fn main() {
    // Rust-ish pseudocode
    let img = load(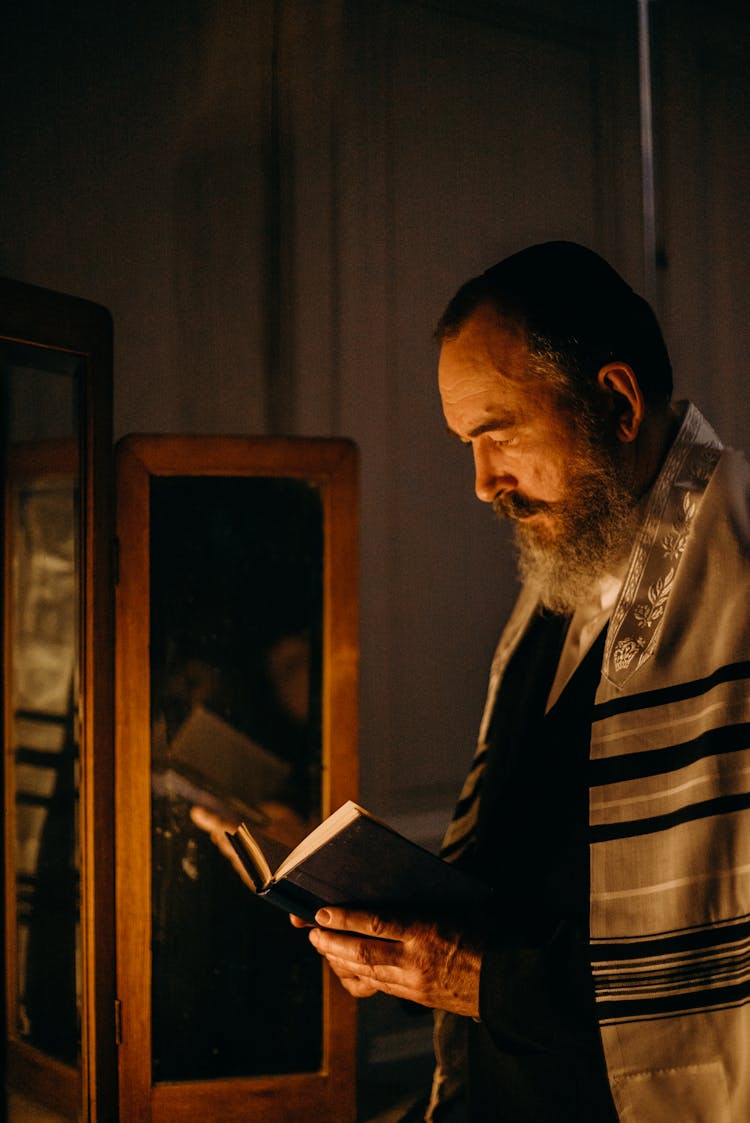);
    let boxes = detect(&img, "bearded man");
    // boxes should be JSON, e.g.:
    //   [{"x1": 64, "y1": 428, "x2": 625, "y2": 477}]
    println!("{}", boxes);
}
[{"x1": 303, "y1": 243, "x2": 750, "y2": 1122}]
